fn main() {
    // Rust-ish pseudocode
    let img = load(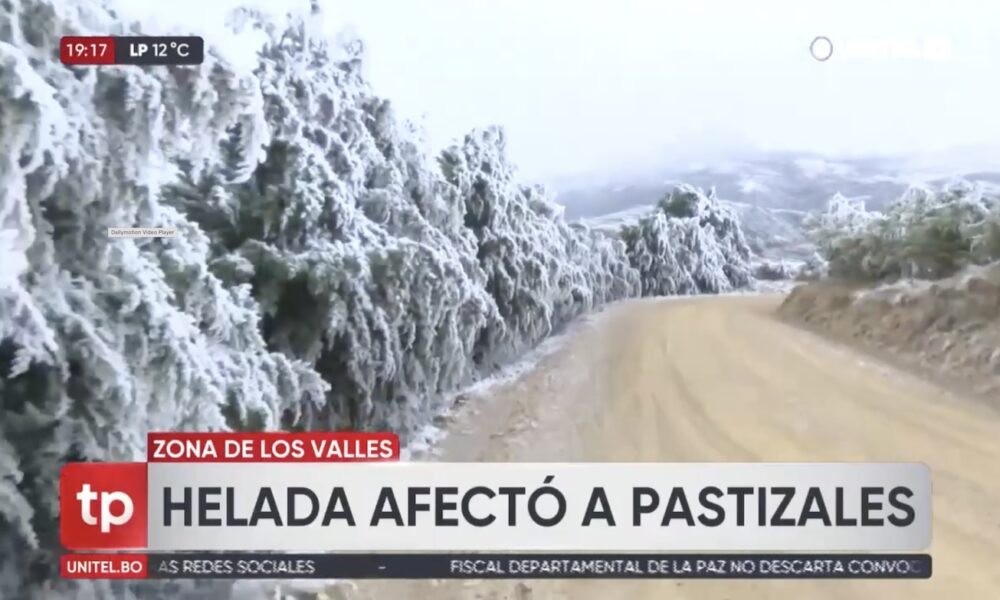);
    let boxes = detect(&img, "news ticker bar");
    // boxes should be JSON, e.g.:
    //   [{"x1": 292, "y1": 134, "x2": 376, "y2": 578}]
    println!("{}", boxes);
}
[
  {"x1": 62, "y1": 553, "x2": 933, "y2": 580},
  {"x1": 60, "y1": 36, "x2": 204, "y2": 66}
]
